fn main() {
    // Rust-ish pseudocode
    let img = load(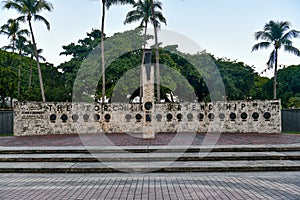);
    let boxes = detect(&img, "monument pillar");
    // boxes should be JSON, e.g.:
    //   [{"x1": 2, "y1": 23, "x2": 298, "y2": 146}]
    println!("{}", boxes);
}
[{"x1": 142, "y1": 49, "x2": 155, "y2": 139}]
